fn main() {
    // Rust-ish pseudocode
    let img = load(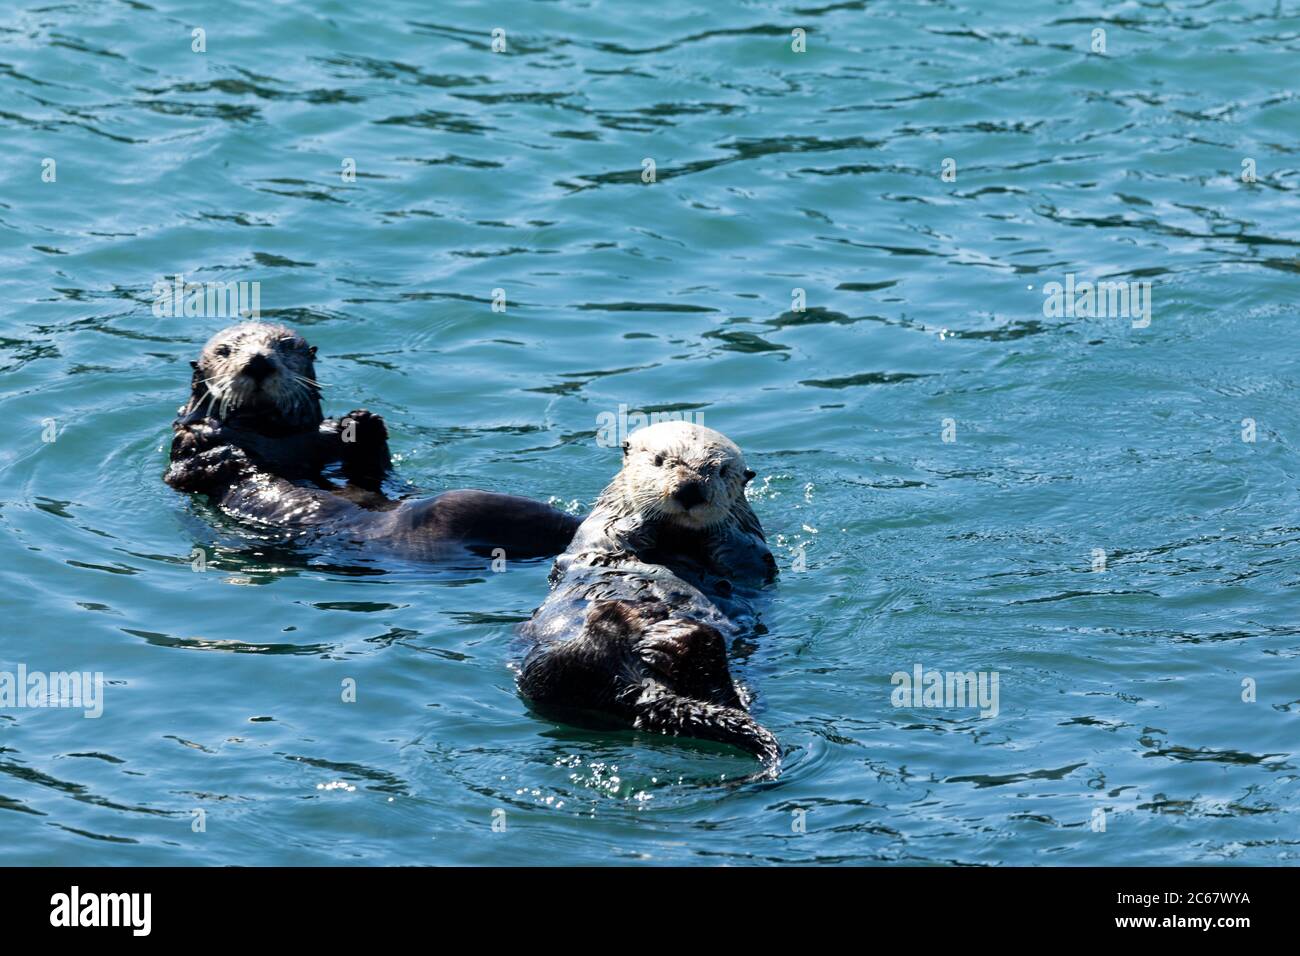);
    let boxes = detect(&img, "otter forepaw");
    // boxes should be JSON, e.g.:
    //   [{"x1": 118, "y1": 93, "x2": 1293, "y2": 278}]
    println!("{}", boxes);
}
[
  {"x1": 339, "y1": 408, "x2": 385, "y2": 436},
  {"x1": 636, "y1": 637, "x2": 683, "y2": 681},
  {"x1": 636, "y1": 619, "x2": 728, "y2": 681},
  {"x1": 336, "y1": 408, "x2": 391, "y2": 488},
  {"x1": 164, "y1": 444, "x2": 254, "y2": 494},
  {"x1": 169, "y1": 419, "x2": 225, "y2": 462}
]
